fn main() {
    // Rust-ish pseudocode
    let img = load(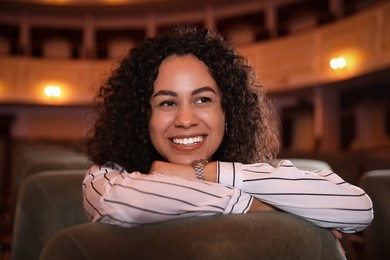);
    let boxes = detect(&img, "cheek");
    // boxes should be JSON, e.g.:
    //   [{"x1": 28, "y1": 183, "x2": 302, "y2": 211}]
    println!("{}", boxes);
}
[
  {"x1": 207, "y1": 109, "x2": 225, "y2": 138},
  {"x1": 216, "y1": 118, "x2": 226, "y2": 140},
  {"x1": 148, "y1": 114, "x2": 160, "y2": 144},
  {"x1": 148, "y1": 112, "x2": 170, "y2": 142}
]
